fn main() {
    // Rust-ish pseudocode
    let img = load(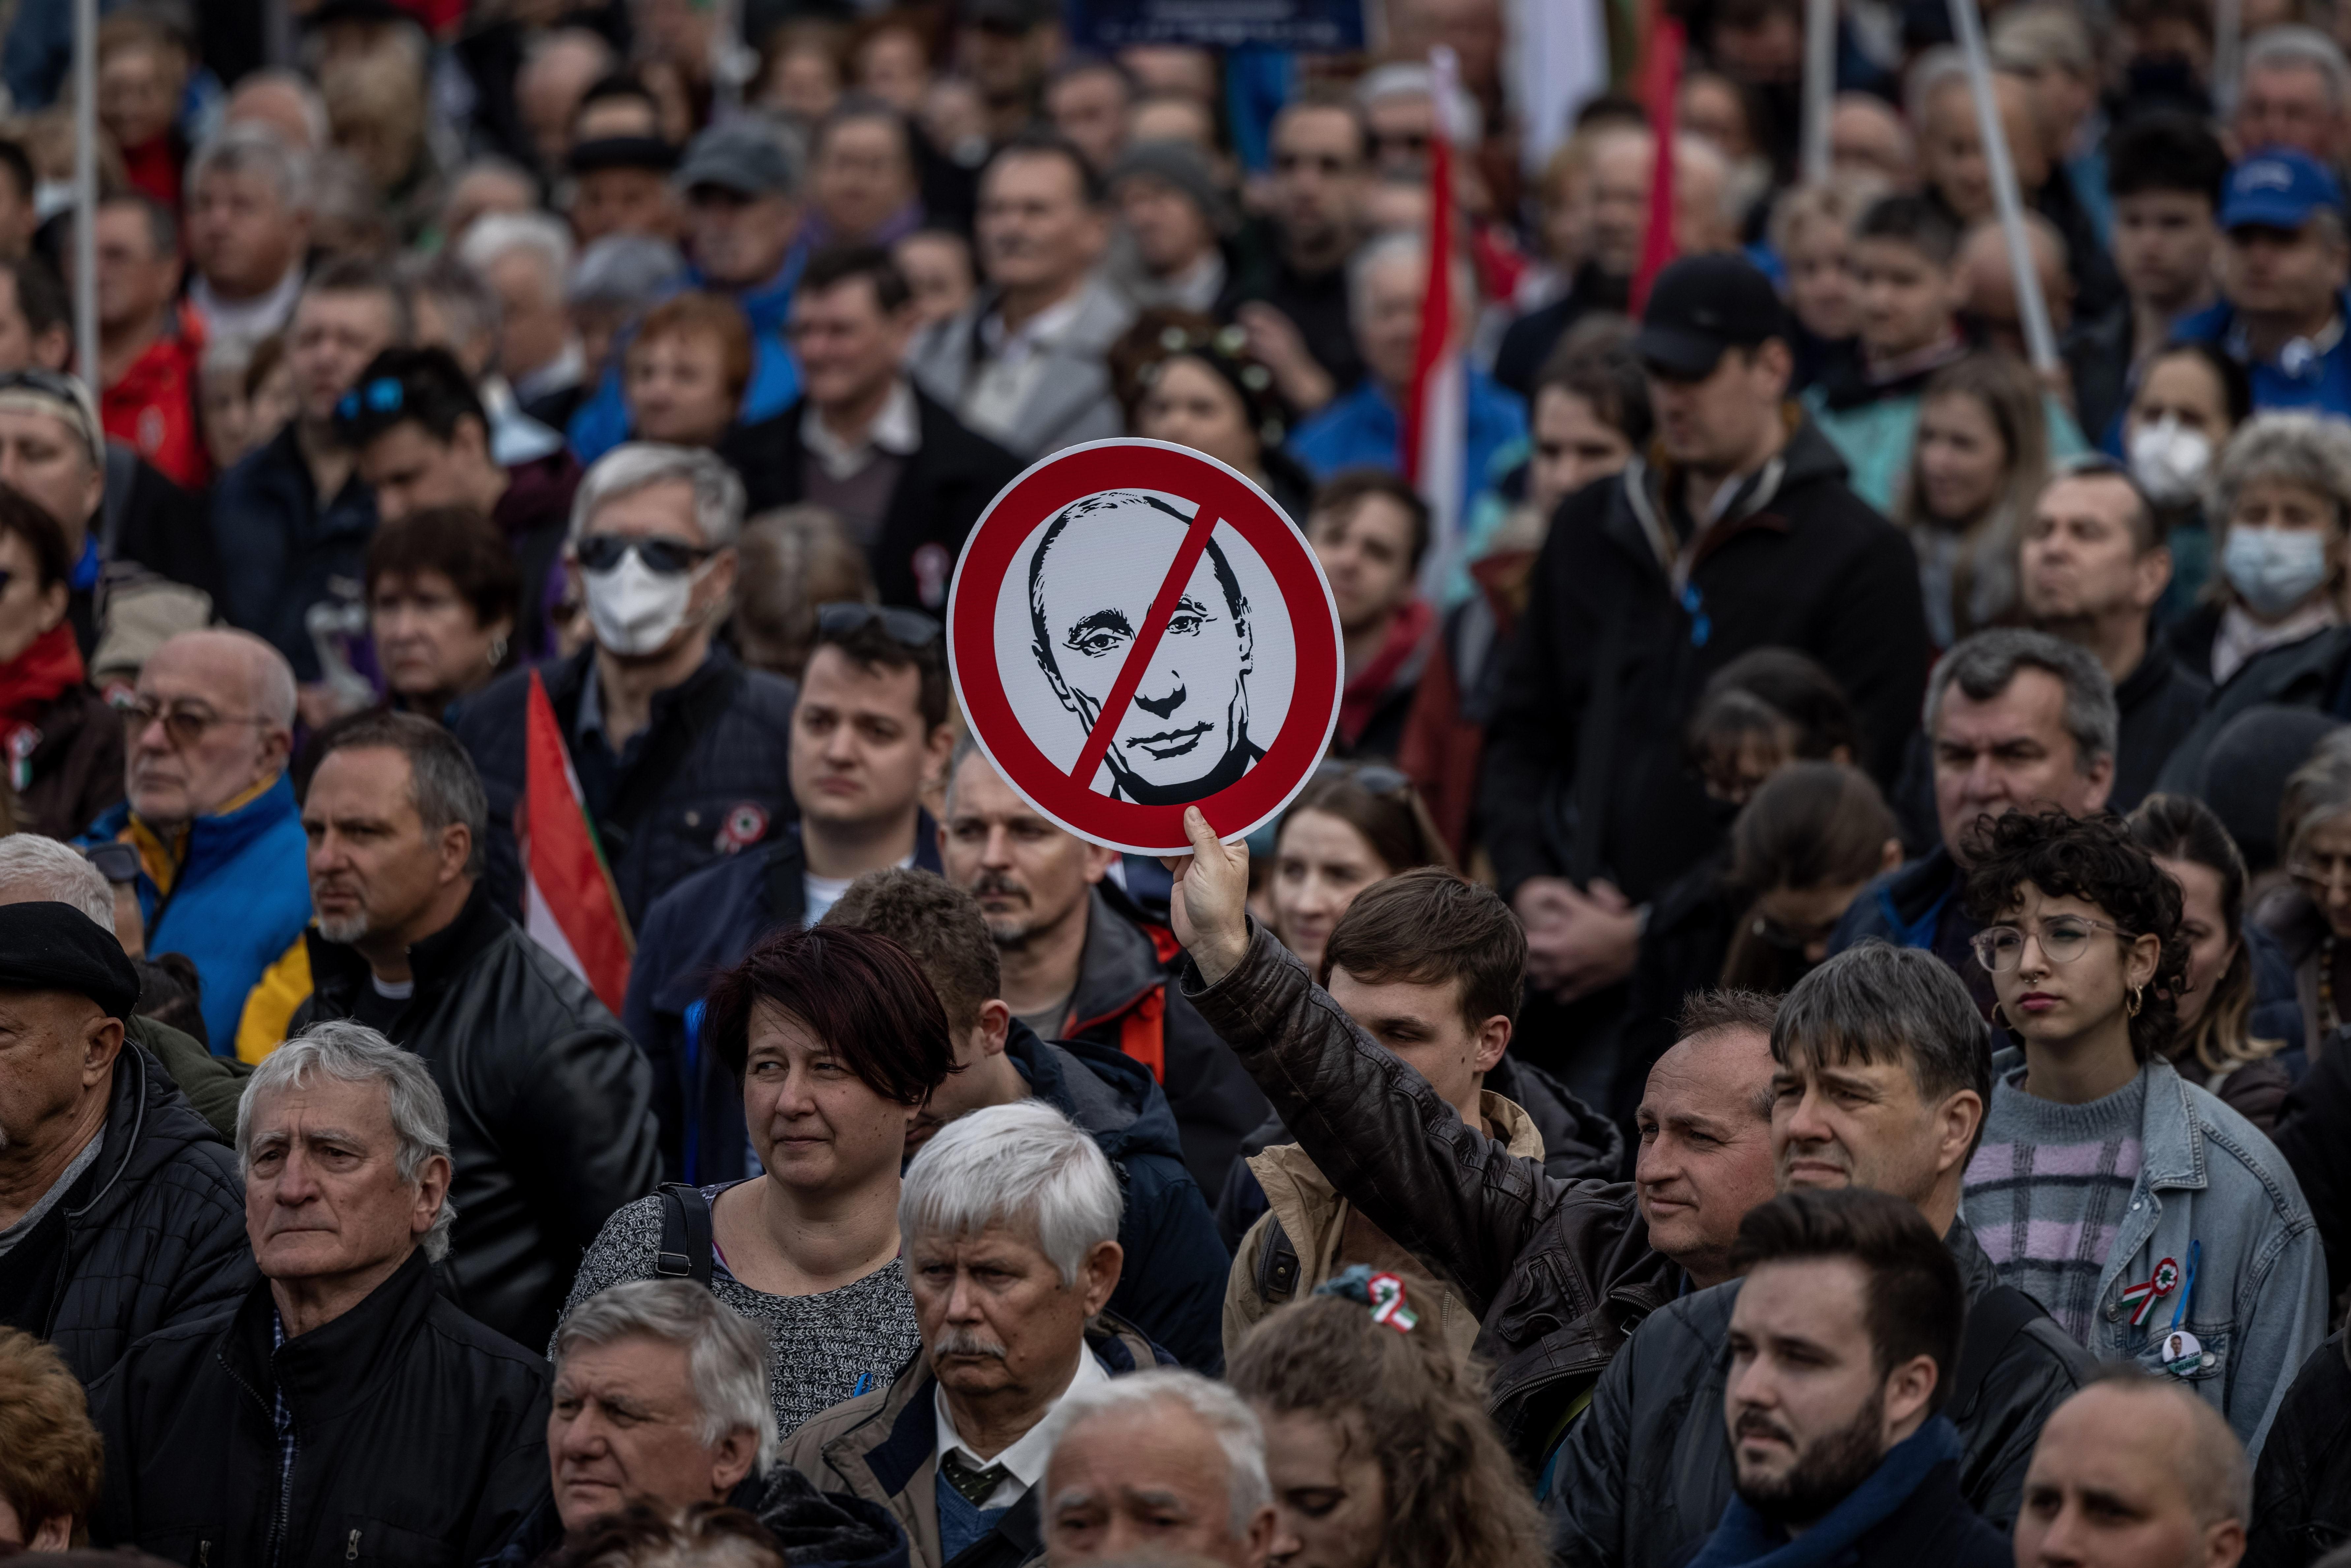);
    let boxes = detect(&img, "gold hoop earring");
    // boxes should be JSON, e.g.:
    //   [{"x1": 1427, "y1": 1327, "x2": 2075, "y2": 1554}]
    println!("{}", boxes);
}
[{"x1": 2127, "y1": 984, "x2": 2144, "y2": 1017}]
